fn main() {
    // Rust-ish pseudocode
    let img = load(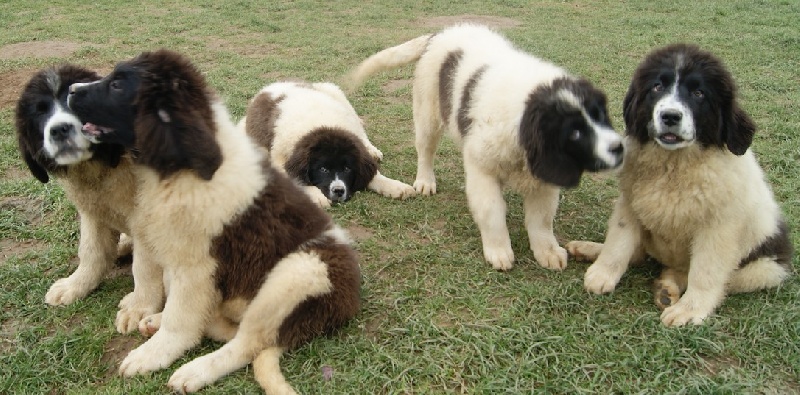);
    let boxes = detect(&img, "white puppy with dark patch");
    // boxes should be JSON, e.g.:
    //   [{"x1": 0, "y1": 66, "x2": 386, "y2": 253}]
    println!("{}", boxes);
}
[
  {"x1": 239, "y1": 81, "x2": 415, "y2": 207},
  {"x1": 567, "y1": 44, "x2": 793, "y2": 326},
  {"x1": 349, "y1": 24, "x2": 624, "y2": 271}
]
